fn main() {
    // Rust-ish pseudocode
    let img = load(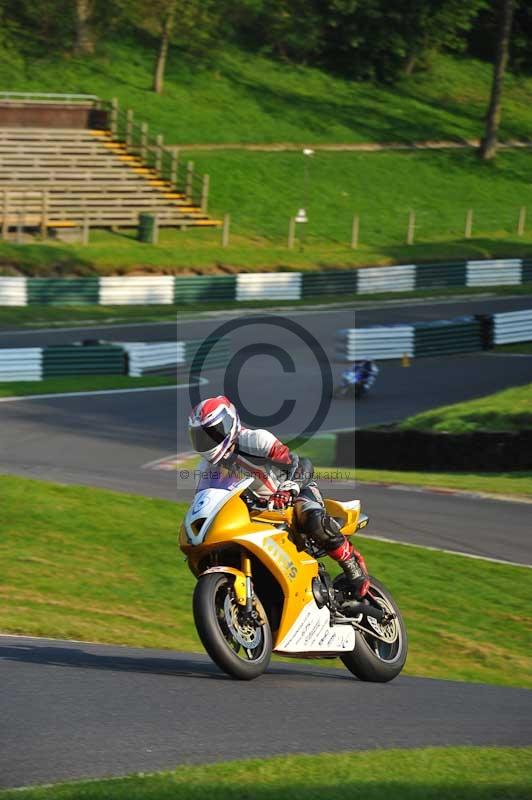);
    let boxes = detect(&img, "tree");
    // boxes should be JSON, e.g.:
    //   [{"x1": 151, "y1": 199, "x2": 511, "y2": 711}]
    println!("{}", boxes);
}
[
  {"x1": 152, "y1": 0, "x2": 176, "y2": 94},
  {"x1": 74, "y1": 0, "x2": 95, "y2": 54},
  {"x1": 479, "y1": 0, "x2": 516, "y2": 160}
]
